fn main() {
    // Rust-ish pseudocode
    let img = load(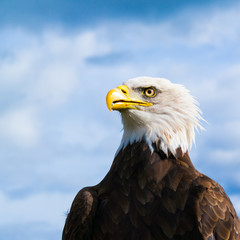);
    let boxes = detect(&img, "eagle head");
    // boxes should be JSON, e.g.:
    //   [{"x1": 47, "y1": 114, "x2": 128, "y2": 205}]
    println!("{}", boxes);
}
[{"x1": 106, "y1": 76, "x2": 203, "y2": 156}]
